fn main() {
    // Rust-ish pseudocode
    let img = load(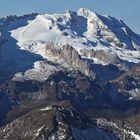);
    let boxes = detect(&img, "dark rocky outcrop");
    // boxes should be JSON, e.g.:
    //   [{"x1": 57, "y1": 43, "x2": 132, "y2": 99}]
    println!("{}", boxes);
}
[
  {"x1": 62, "y1": 44, "x2": 95, "y2": 79},
  {"x1": 0, "y1": 105, "x2": 120, "y2": 140},
  {"x1": 80, "y1": 48, "x2": 121, "y2": 65},
  {"x1": 46, "y1": 43, "x2": 95, "y2": 79},
  {"x1": 110, "y1": 62, "x2": 140, "y2": 101},
  {"x1": 0, "y1": 67, "x2": 140, "y2": 139}
]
